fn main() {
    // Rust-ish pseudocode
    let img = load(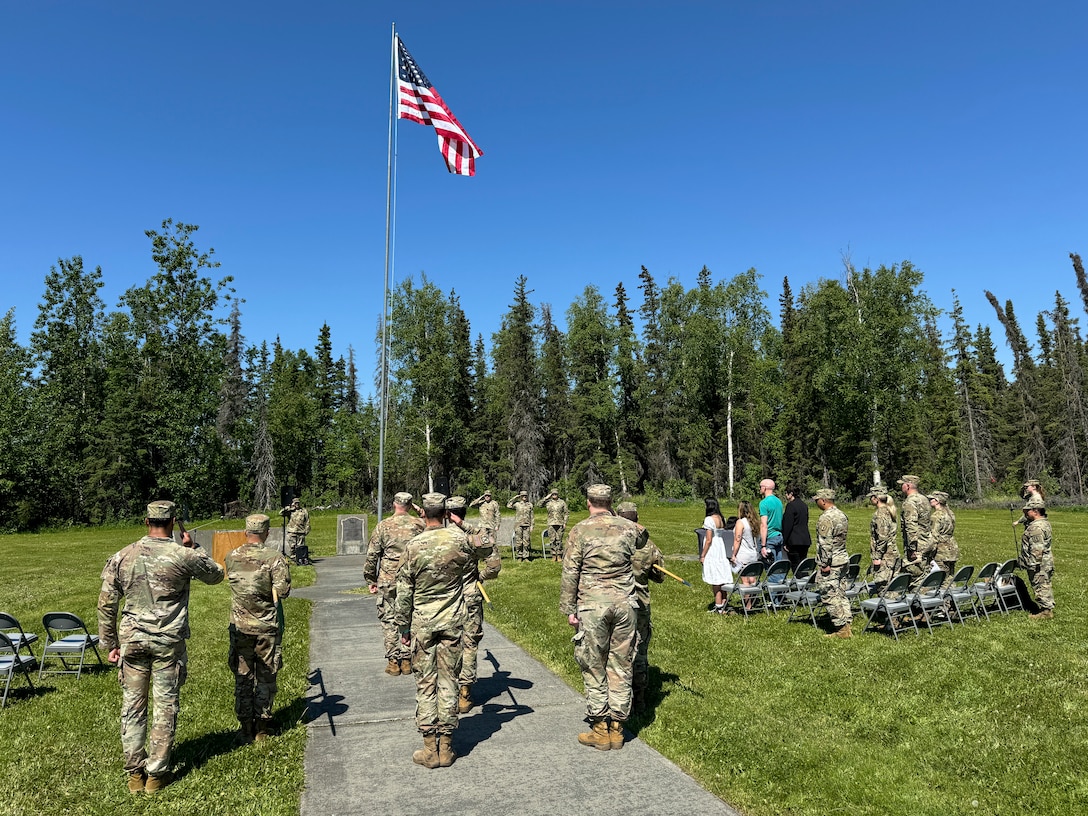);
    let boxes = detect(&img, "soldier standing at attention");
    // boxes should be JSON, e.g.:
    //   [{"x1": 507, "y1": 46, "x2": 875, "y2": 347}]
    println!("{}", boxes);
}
[
  {"x1": 867, "y1": 486, "x2": 899, "y2": 593},
  {"x1": 97, "y1": 500, "x2": 224, "y2": 795},
  {"x1": 540, "y1": 489, "x2": 570, "y2": 560},
  {"x1": 616, "y1": 501, "x2": 664, "y2": 714},
  {"x1": 283, "y1": 498, "x2": 311, "y2": 564},
  {"x1": 507, "y1": 489, "x2": 534, "y2": 561},
  {"x1": 445, "y1": 495, "x2": 501, "y2": 714},
  {"x1": 814, "y1": 488, "x2": 852, "y2": 639},
  {"x1": 1013, "y1": 480, "x2": 1046, "y2": 527},
  {"x1": 394, "y1": 493, "x2": 474, "y2": 769},
  {"x1": 225, "y1": 513, "x2": 291, "y2": 744},
  {"x1": 365, "y1": 492, "x2": 425, "y2": 676},
  {"x1": 929, "y1": 491, "x2": 959, "y2": 590},
  {"x1": 560, "y1": 484, "x2": 640, "y2": 751},
  {"x1": 897, "y1": 474, "x2": 934, "y2": 592},
  {"x1": 469, "y1": 490, "x2": 501, "y2": 546},
  {"x1": 1019, "y1": 495, "x2": 1055, "y2": 620}
]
